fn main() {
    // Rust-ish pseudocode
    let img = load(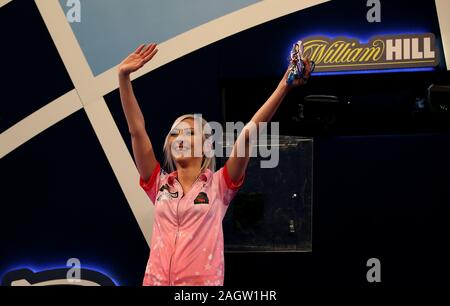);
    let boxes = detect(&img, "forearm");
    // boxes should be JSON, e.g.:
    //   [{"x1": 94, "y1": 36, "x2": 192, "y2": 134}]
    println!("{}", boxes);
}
[
  {"x1": 118, "y1": 71, "x2": 146, "y2": 136},
  {"x1": 250, "y1": 81, "x2": 291, "y2": 125},
  {"x1": 227, "y1": 62, "x2": 310, "y2": 182},
  {"x1": 118, "y1": 70, "x2": 158, "y2": 180},
  {"x1": 230, "y1": 81, "x2": 289, "y2": 157},
  {"x1": 226, "y1": 81, "x2": 291, "y2": 182}
]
